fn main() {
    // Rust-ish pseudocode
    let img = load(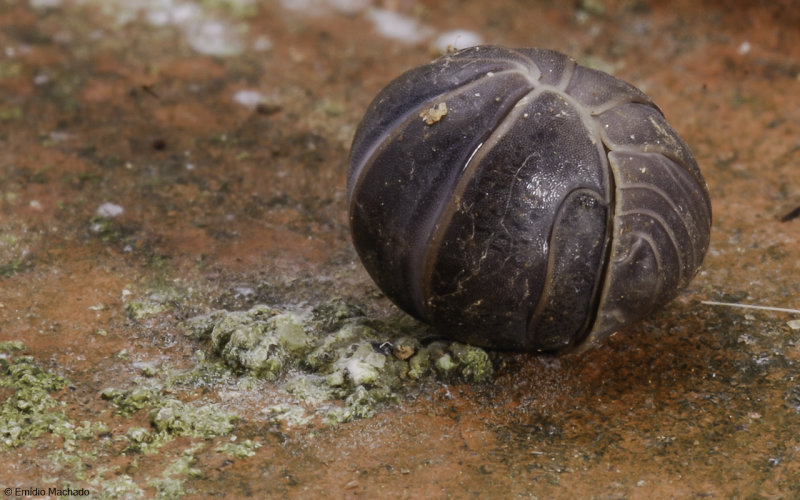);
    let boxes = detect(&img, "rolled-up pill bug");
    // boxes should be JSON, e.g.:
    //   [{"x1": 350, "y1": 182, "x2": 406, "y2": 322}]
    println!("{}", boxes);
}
[{"x1": 347, "y1": 46, "x2": 711, "y2": 353}]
